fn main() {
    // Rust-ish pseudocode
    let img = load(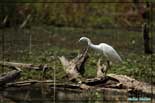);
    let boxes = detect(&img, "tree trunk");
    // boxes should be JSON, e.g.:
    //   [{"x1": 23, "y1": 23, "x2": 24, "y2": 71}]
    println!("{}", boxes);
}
[{"x1": 143, "y1": 23, "x2": 152, "y2": 54}]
